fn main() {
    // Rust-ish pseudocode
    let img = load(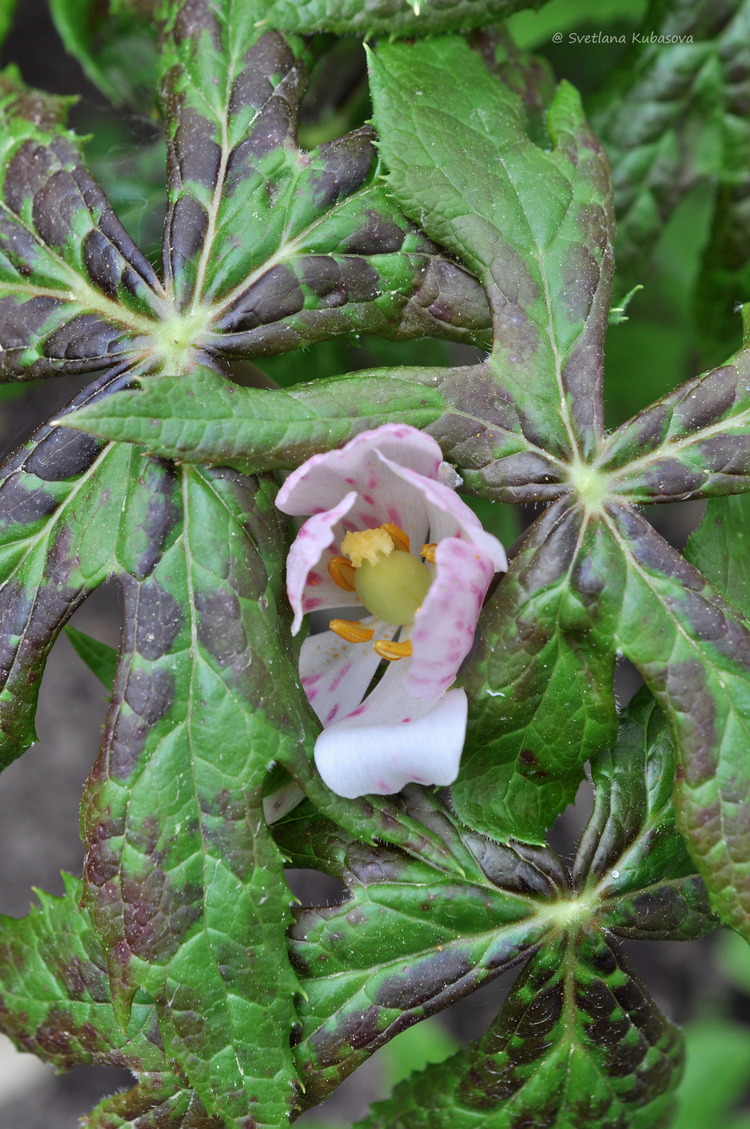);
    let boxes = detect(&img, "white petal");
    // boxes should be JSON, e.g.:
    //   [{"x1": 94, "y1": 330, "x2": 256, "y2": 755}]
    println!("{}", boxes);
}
[
  {"x1": 300, "y1": 620, "x2": 394, "y2": 726},
  {"x1": 263, "y1": 780, "x2": 304, "y2": 824},
  {"x1": 378, "y1": 455, "x2": 508, "y2": 571},
  {"x1": 407, "y1": 538, "x2": 496, "y2": 699},
  {"x1": 286, "y1": 492, "x2": 358, "y2": 633},
  {"x1": 314, "y1": 679, "x2": 468, "y2": 798},
  {"x1": 276, "y1": 424, "x2": 442, "y2": 518}
]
